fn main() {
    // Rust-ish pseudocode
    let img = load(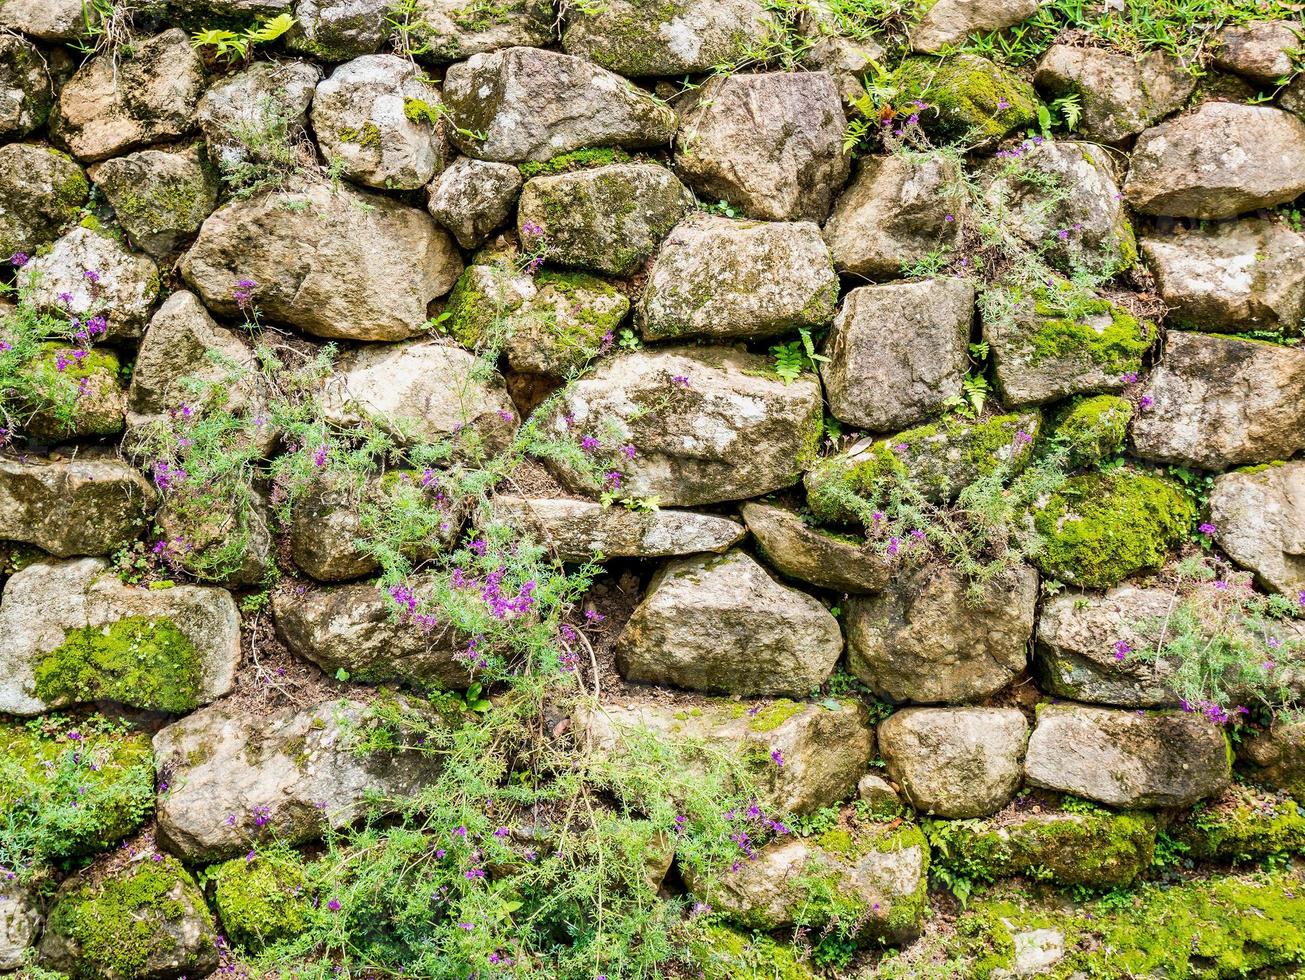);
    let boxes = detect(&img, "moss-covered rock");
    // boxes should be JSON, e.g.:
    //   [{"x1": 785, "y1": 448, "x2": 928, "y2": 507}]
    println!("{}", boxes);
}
[
  {"x1": 688, "y1": 925, "x2": 815, "y2": 980},
  {"x1": 1047, "y1": 394, "x2": 1131, "y2": 468},
  {"x1": 891, "y1": 54, "x2": 1041, "y2": 147},
  {"x1": 1172, "y1": 783, "x2": 1305, "y2": 862},
  {"x1": 19, "y1": 344, "x2": 126, "y2": 442},
  {"x1": 0, "y1": 144, "x2": 90, "y2": 259},
  {"x1": 1030, "y1": 471, "x2": 1195, "y2": 588},
  {"x1": 505, "y1": 271, "x2": 630, "y2": 376},
  {"x1": 211, "y1": 850, "x2": 311, "y2": 951}
]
